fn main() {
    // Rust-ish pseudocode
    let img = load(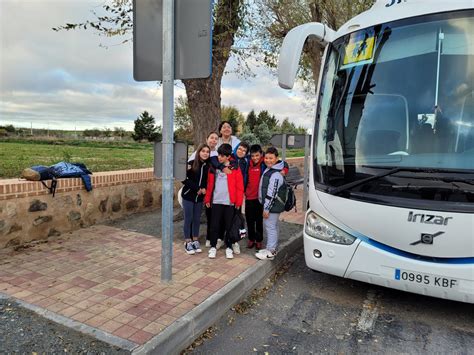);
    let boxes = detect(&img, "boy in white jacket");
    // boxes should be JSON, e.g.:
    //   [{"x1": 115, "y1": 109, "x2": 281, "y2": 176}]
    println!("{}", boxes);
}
[{"x1": 256, "y1": 147, "x2": 285, "y2": 260}]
